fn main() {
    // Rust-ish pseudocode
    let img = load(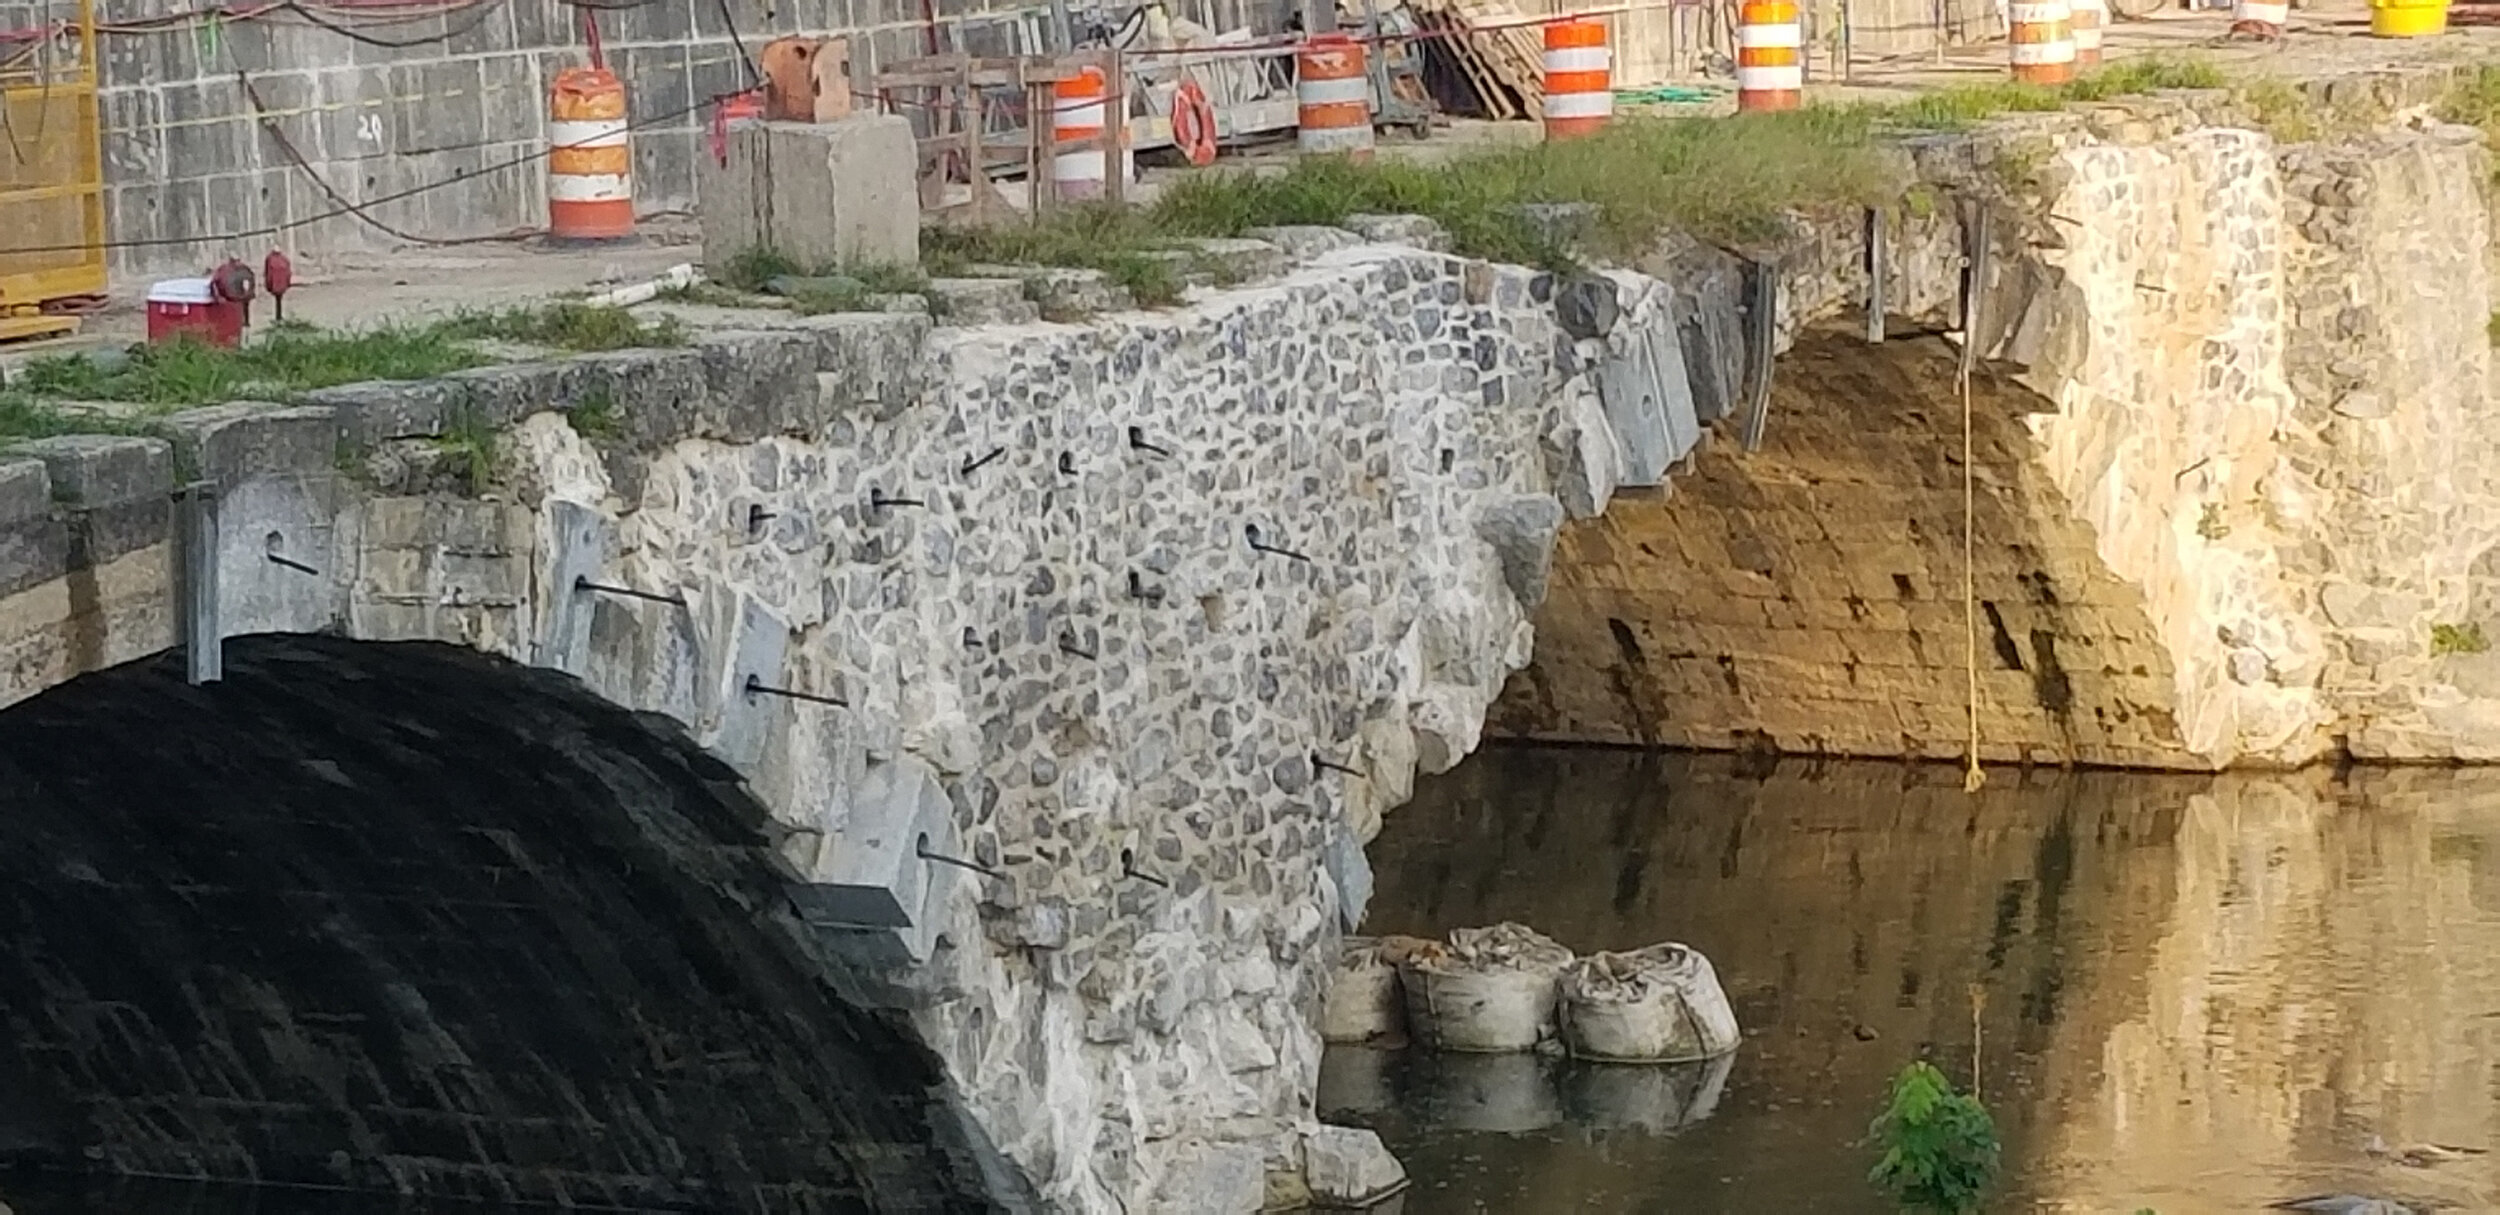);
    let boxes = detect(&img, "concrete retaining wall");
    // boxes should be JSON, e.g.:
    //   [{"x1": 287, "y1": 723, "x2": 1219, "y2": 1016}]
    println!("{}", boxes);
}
[{"x1": 0, "y1": 0, "x2": 1059, "y2": 276}]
